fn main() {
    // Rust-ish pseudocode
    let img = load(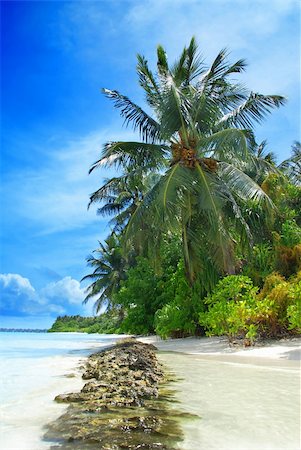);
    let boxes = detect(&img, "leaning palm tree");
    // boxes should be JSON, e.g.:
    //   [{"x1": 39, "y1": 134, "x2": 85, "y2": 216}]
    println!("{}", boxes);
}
[
  {"x1": 91, "y1": 38, "x2": 285, "y2": 288},
  {"x1": 279, "y1": 141, "x2": 301, "y2": 186},
  {"x1": 81, "y1": 234, "x2": 126, "y2": 312},
  {"x1": 88, "y1": 170, "x2": 161, "y2": 233}
]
